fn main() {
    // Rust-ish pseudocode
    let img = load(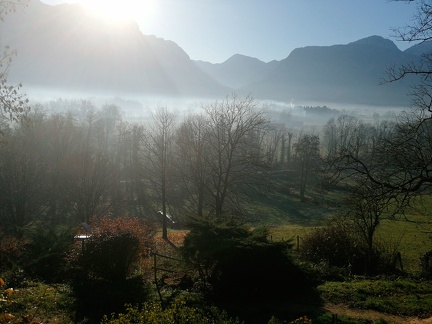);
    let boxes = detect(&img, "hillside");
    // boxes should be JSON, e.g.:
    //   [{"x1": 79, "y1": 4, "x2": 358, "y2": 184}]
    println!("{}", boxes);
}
[
  {"x1": 242, "y1": 36, "x2": 419, "y2": 106},
  {"x1": 1, "y1": 1, "x2": 229, "y2": 97}
]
